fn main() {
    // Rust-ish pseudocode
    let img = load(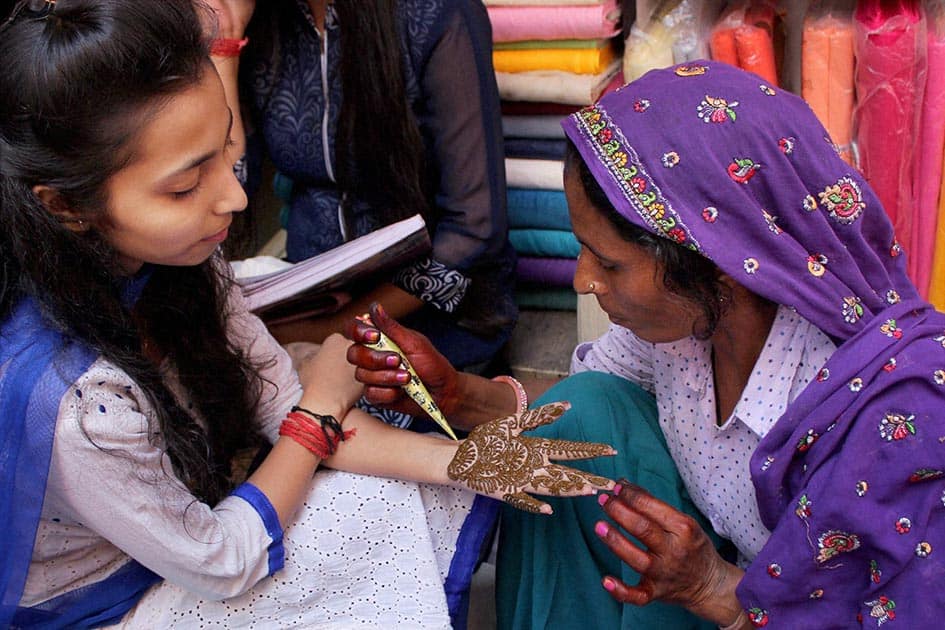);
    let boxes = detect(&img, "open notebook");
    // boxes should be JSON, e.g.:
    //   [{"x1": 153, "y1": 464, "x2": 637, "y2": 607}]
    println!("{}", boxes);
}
[{"x1": 232, "y1": 214, "x2": 430, "y2": 319}]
